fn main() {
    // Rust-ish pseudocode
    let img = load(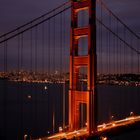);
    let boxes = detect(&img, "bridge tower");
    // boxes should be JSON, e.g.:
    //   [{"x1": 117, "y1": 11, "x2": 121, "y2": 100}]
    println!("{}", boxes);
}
[{"x1": 69, "y1": 0, "x2": 97, "y2": 134}]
